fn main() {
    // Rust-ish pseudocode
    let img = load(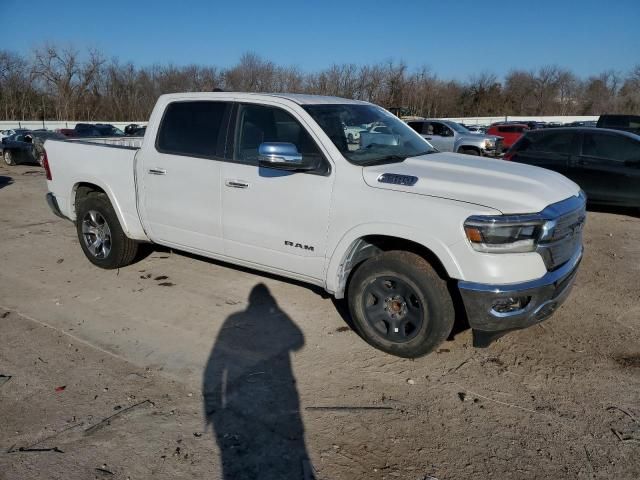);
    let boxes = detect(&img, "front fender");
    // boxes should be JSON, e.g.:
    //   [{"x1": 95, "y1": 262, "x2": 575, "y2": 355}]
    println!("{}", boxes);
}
[{"x1": 325, "y1": 222, "x2": 464, "y2": 298}]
